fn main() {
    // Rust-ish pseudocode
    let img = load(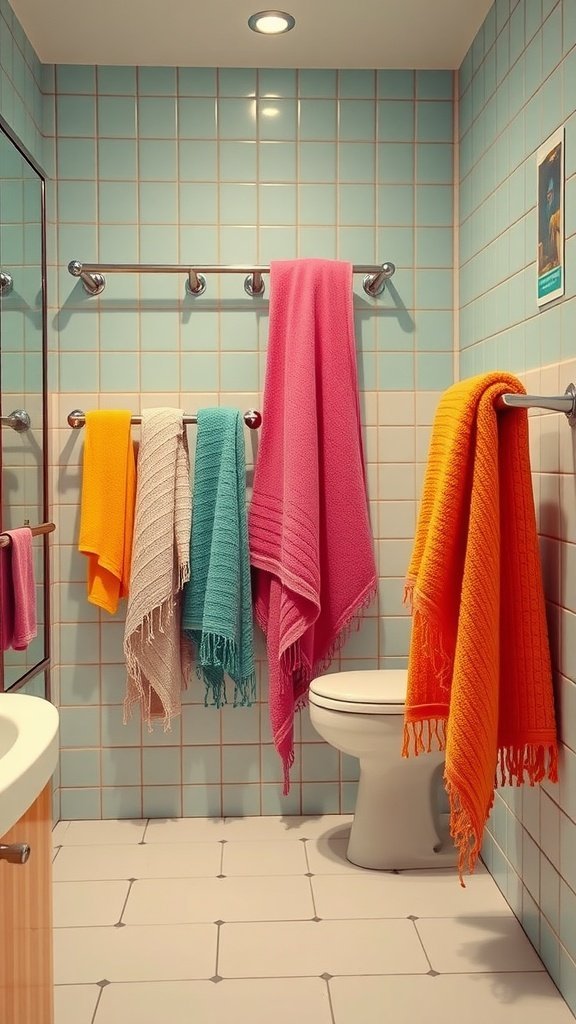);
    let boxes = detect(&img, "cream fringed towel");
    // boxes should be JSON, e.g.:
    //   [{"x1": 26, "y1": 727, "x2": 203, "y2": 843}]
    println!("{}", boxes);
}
[{"x1": 123, "y1": 408, "x2": 192, "y2": 728}]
